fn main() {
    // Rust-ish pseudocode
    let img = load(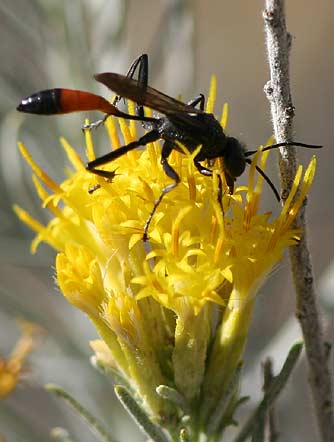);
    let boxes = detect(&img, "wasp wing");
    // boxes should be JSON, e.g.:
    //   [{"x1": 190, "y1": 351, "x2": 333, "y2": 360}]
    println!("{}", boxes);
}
[{"x1": 94, "y1": 73, "x2": 203, "y2": 116}]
